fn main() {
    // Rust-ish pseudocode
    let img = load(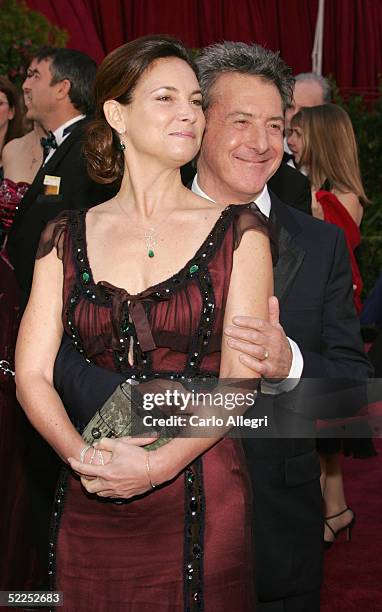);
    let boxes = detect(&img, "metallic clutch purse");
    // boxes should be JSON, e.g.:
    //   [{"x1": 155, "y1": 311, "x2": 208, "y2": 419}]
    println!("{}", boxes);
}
[{"x1": 81, "y1": 380, "x2": 172, "y2": 450}]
